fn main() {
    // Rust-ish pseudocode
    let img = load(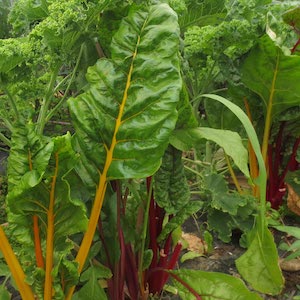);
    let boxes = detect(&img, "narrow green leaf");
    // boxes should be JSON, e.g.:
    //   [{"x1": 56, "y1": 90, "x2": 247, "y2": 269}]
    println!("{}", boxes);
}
[
  {"x1": 236, "y1": 223, "x2": 284, "y2": 295},
  {"x1": 275, "y1": 225, "x2": 300, "y2": 239},
  {"x1": 170, "y1": 127, "x2": 250, "y2": 177},
  {"x1": 170, "y1": 269, "x2": 262, "y2": 300}
]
